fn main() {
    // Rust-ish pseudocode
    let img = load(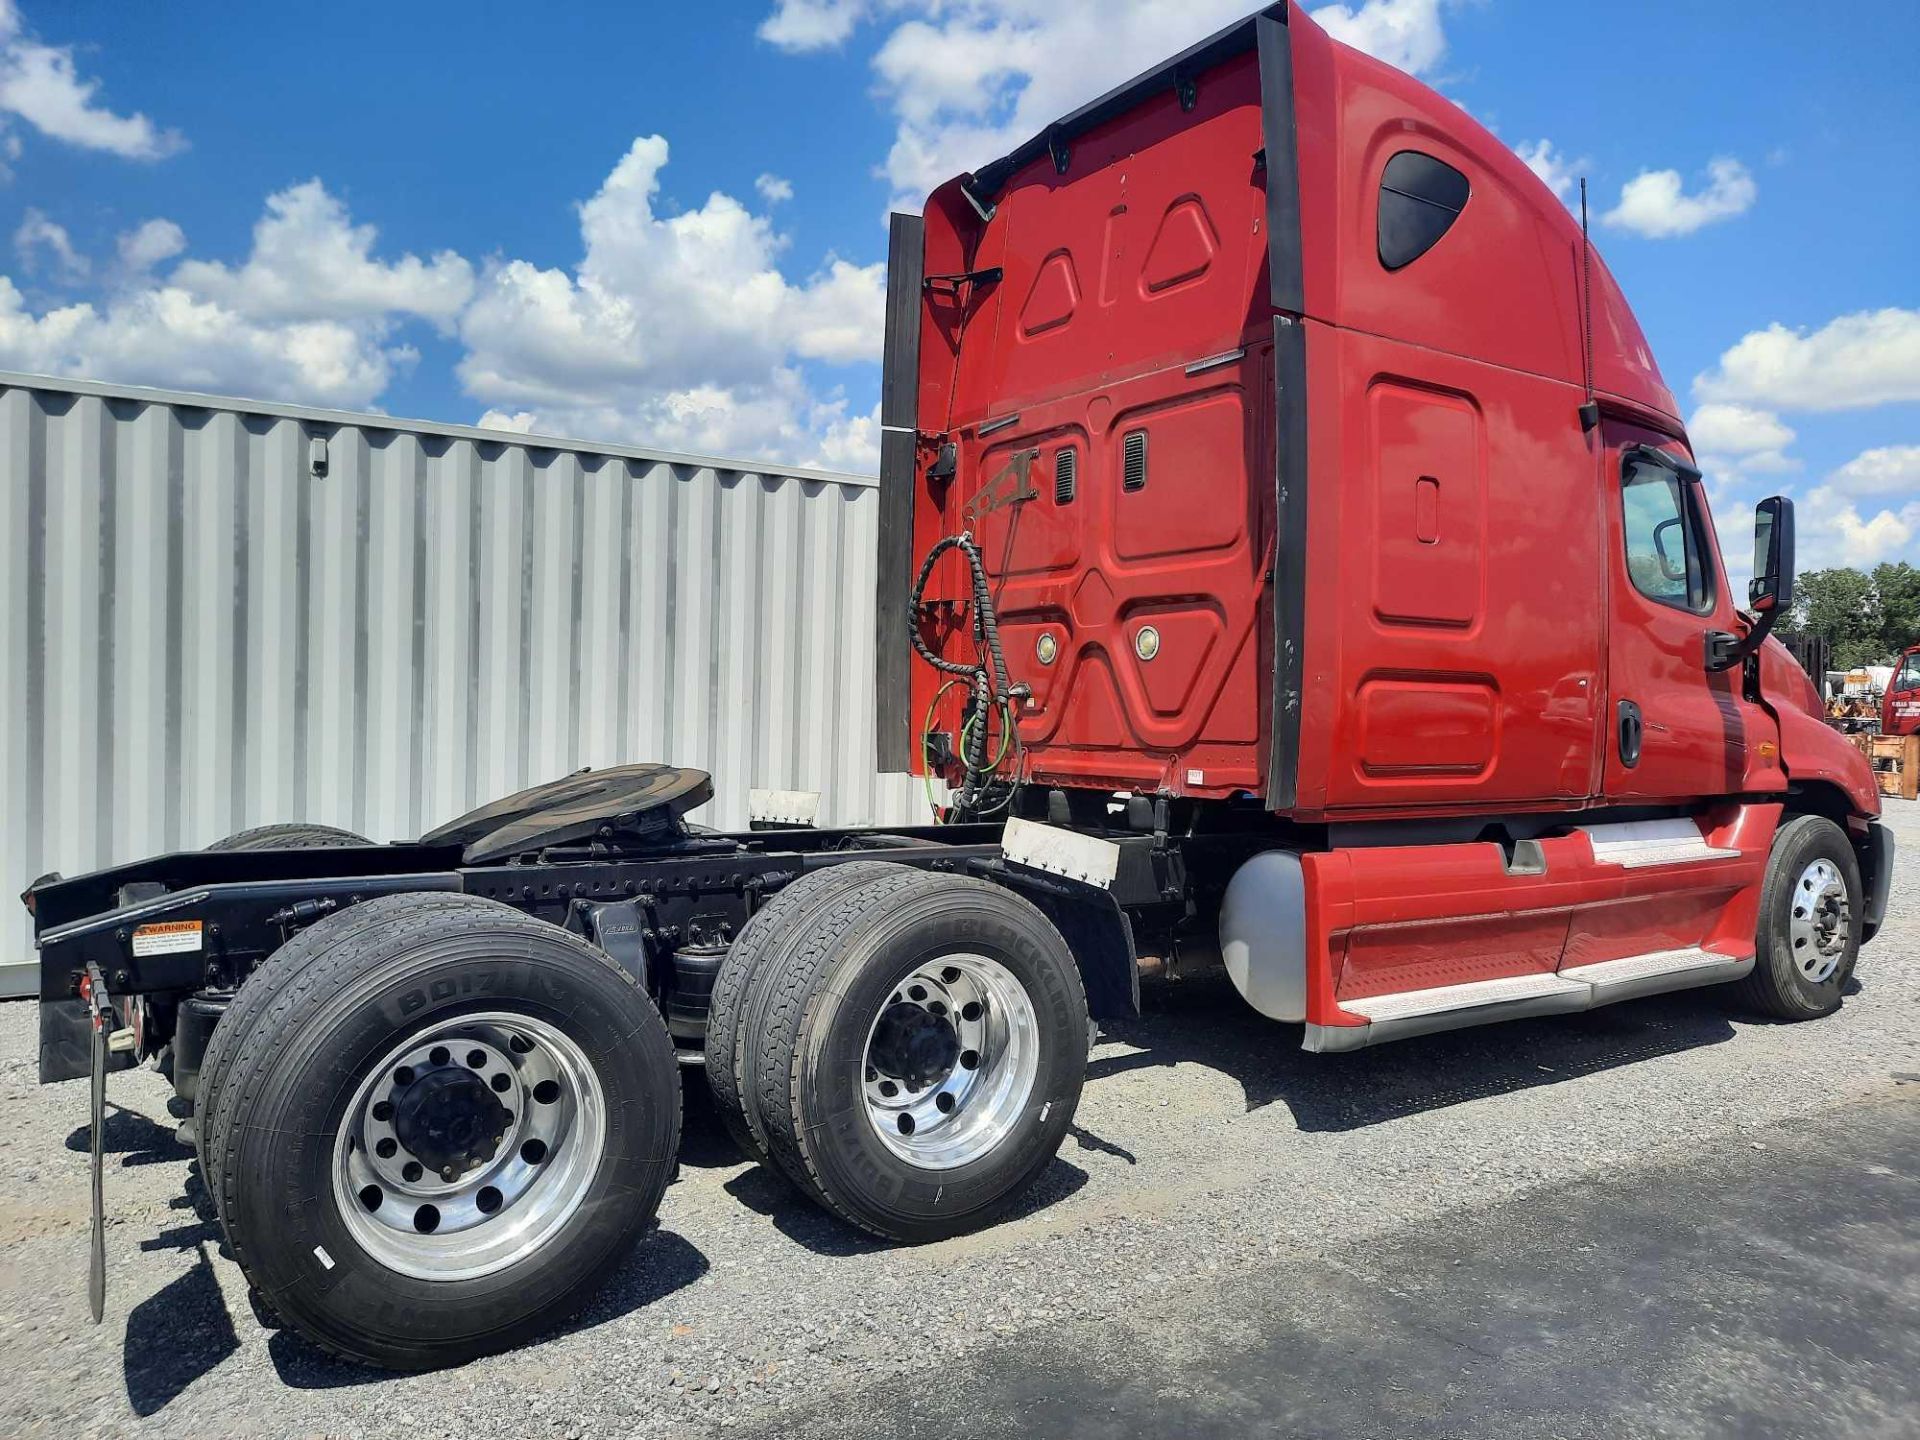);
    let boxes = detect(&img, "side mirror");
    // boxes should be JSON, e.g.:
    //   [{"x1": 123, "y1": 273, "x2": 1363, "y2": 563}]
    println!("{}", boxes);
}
[
  {"x1": 1748, "y1": 496, "x2": 1794, "y2": 613},
  {"x1": 1709, "y1": 495, "x2": 1794, "y2": 671}
]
